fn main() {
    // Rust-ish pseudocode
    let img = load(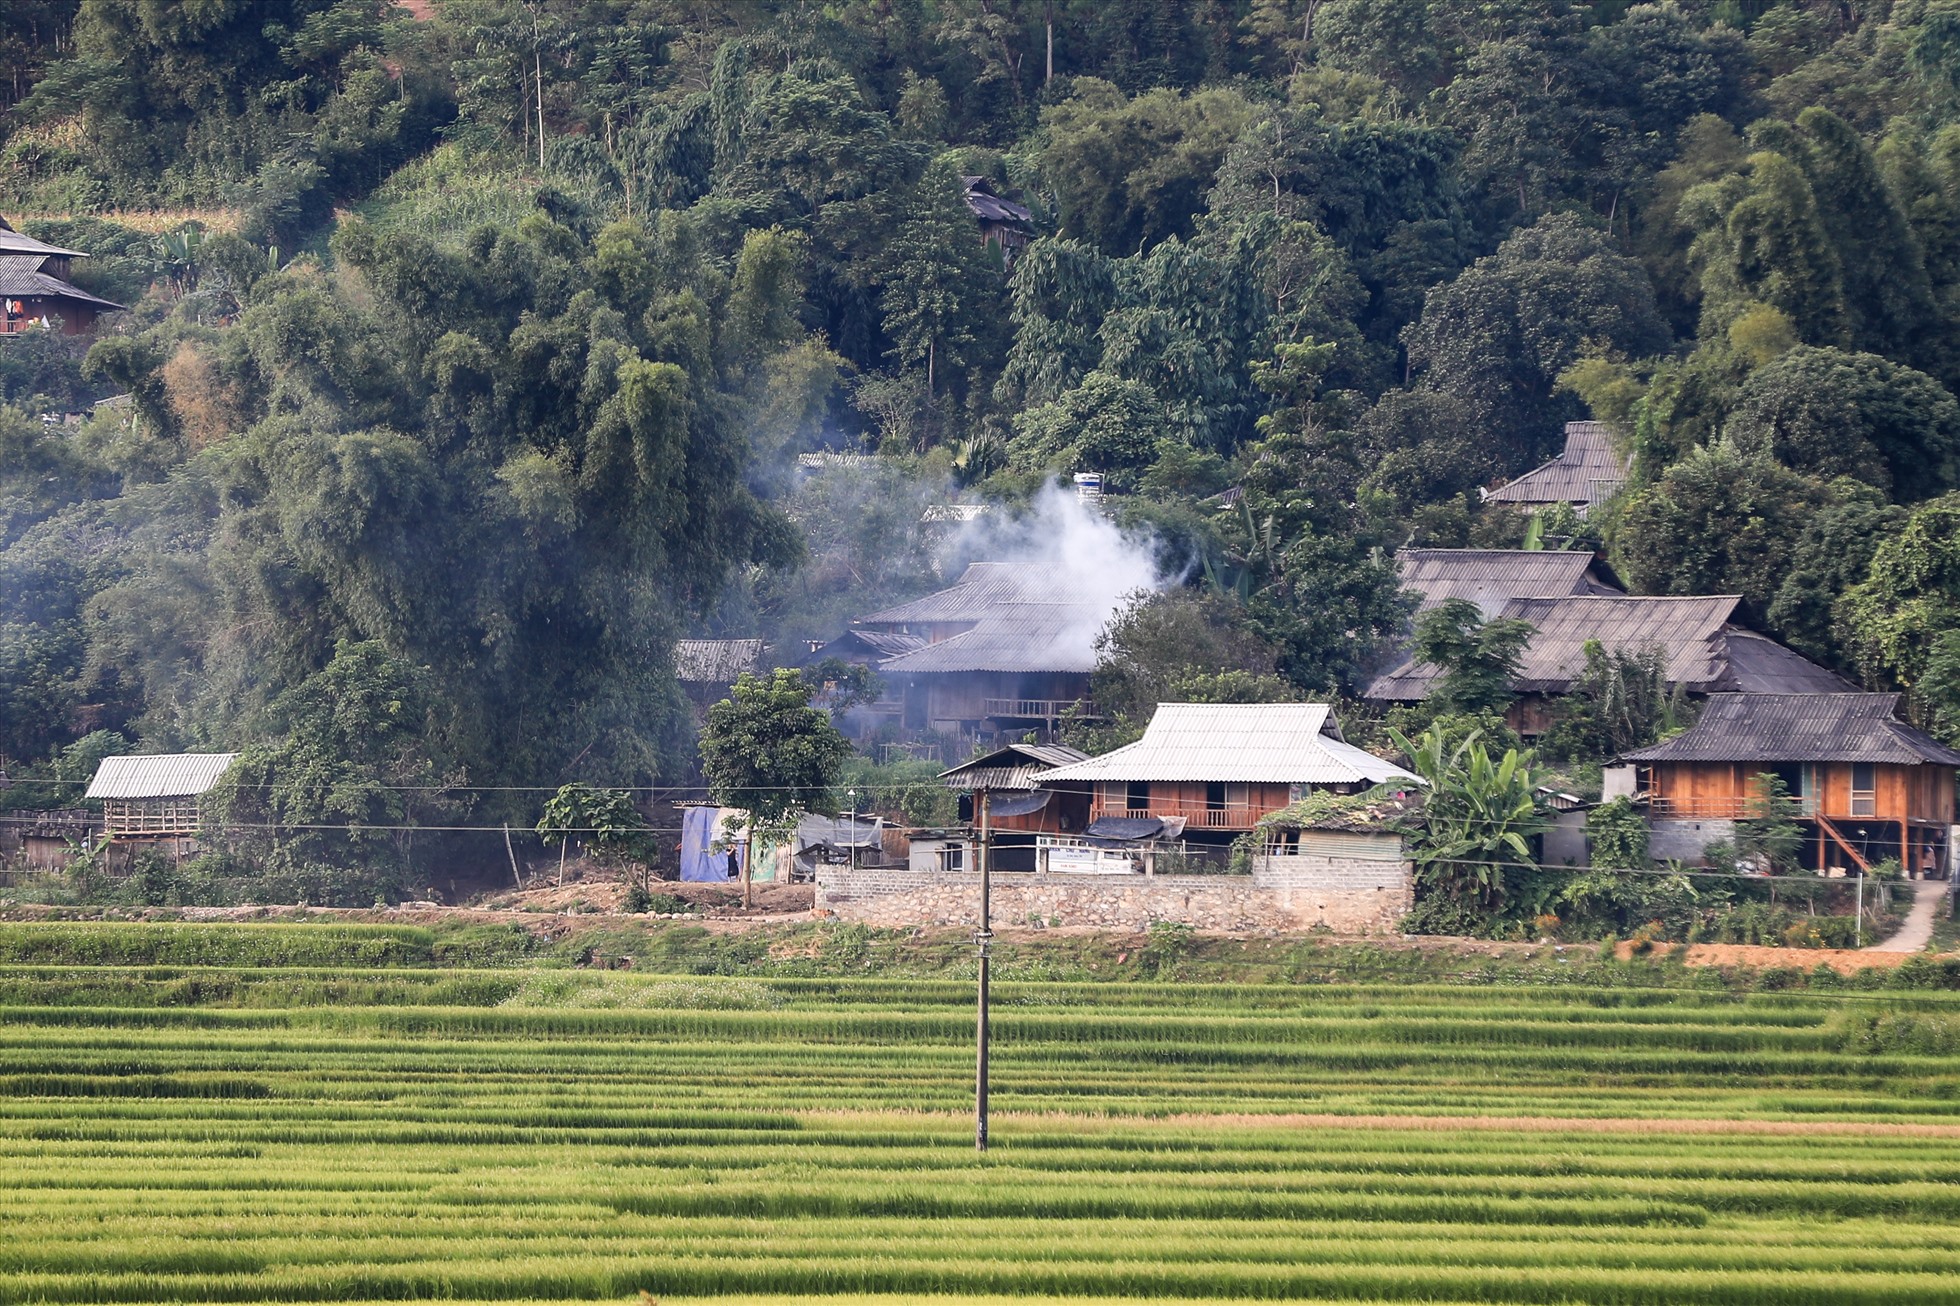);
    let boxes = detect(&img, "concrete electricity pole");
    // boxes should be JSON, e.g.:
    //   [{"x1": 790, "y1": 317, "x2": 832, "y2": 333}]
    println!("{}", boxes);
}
[{"x1": 975, "y1": 786, "x2": 992, "y2": 1152}]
